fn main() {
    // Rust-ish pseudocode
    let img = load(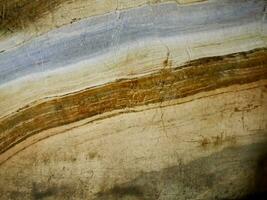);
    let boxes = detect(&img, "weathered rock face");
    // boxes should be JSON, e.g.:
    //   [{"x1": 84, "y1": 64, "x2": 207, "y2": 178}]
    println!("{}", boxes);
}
[{"x1": 0, "y1": 0, "x2": 267, "y2": 199}]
